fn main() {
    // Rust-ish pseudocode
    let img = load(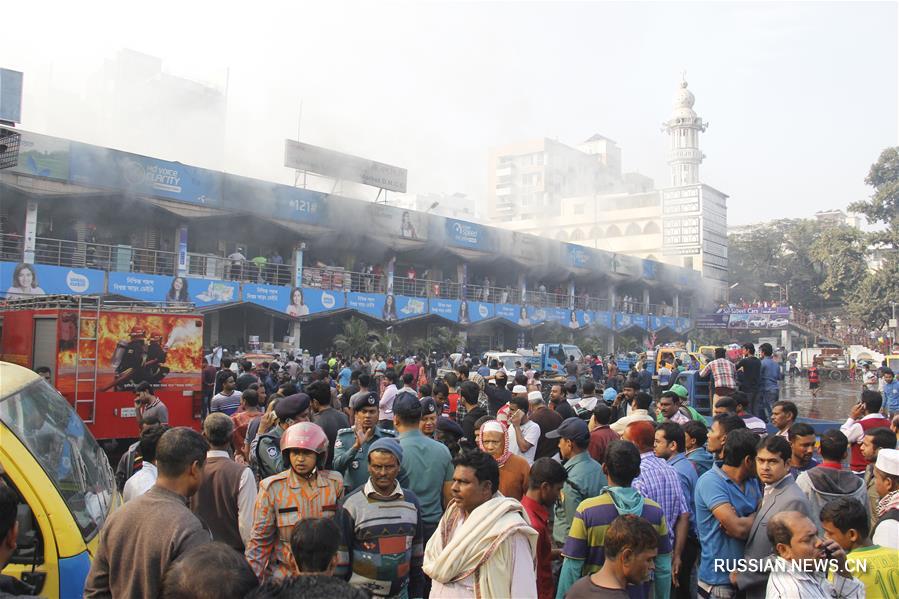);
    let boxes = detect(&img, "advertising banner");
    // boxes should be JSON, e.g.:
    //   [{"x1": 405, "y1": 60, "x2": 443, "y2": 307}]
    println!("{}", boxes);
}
[
  {"x1": 243, "y1": 283, "x2": 291, "y2": 313},
  {"x1": 430, "y1": 298, "x2": 461, "y2": 323},
  {"x1": 1, "y1": 262, "x2": 104, "y2": 296},
  {"x1": 11, "y1": 131, "x2": 70, "y2": 180},
  {"x1": 69, "y1": 143, "x2": 222, "y2": 206},
  {"x1": 346, "y1": 292, "x2": 386, "y2": 319},
  {"x1": 186, "y1": 277, "x2": 239, "y2": 307},
  {"x1": 495, "y1": 303, "x2": 521, "y2": 324},
  {"x1": 368, "y1": 204, "x2": 428, "y2": 242},
  {"x1": 661, "y1": 316, "x2": 678, "y2": 331},
  {"x1": 108, "y1": 271, "x2": 172, "y2": 302},
  {"x1": 301, "y1": 287, "x2": 345, "y2": 315},
  {"x1": 565, "y1": 244, "x2": 591, "y2": 269},
  {"x1": 445, "y1": 219, "x2": 487, "y2": 250},
  {"x1": 467, "y1": 301, "x2": 494, "y2": 324},
  {"x1": 223, "y1": 174, "x2": 326, "y2": 225},
  {"x1": 675, "y1": 318, "x2": 692, "y2": 333},
  {"x1": 614, "y1": 312, "x2": 636, "y2": 331},
  {"x1": 649, "y1": 316, "x2": 664, "y2": 332},
  {"x1": 545, "y1": 307, "x2": 570, "y2": 325},
  {"x1": 631, "y1": 314, "x2": 648, "y2": 331},
  {"x1": 284, "y1": 139, "x2": 408, "y2": 193},
  {"x1": 393, "y1": 295, "x2": 427, "y2": 320},
  {"x1": 611, "y1": 254, "x2": 642, "y2": 278},
  {"x1": 593, "y1": 311, "x2": 612, "y2": 329},
  {"x1": 695, "y1": 311, "x2": 789, "y2": 329},
  {"x1": 526, "y1": 306, "x2": 547, "y2": 325},
  {"x1": 56, "y1": 312, "x2": 203, "y2": 394},
  {"x1": 642, "y1": 260, "x2": 658, "y2": 281}
]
